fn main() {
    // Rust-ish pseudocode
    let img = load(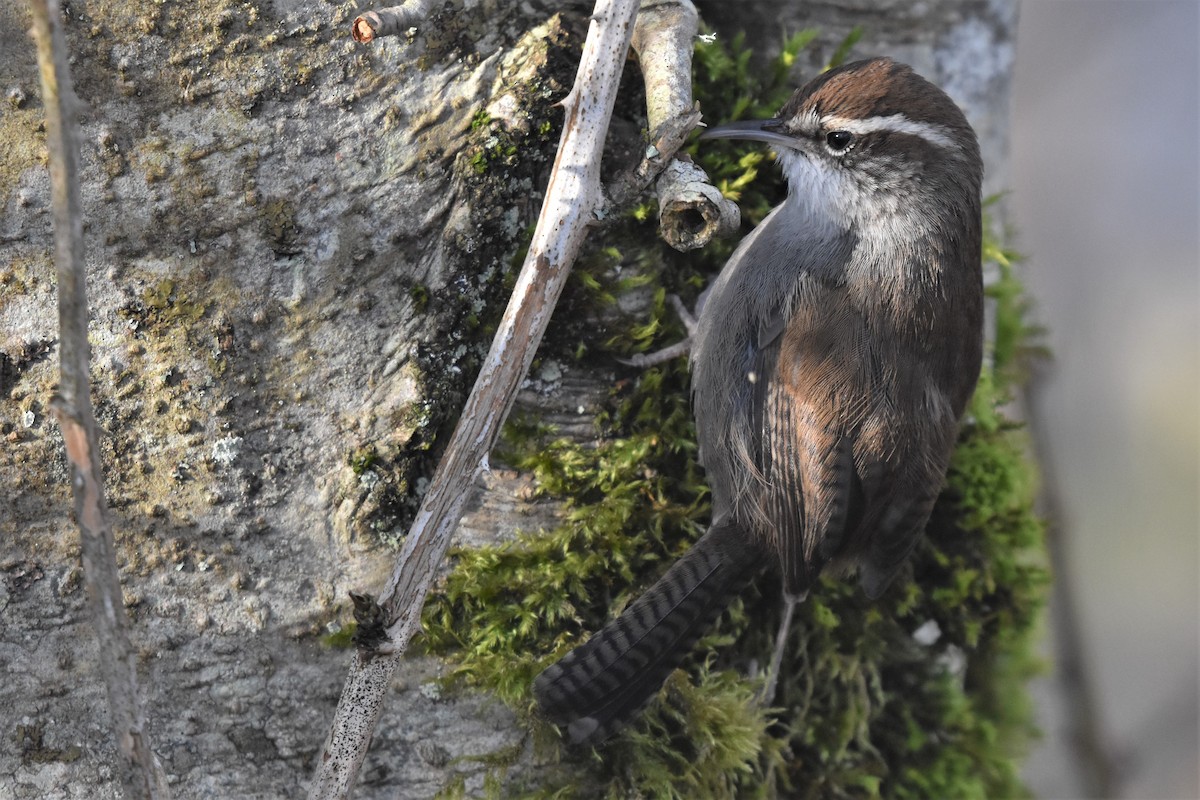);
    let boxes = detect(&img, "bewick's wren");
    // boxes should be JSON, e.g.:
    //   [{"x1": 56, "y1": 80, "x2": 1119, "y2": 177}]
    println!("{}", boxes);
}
[{"x1": 534, "y1": 57, "x2": 983, "y2": 746}]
